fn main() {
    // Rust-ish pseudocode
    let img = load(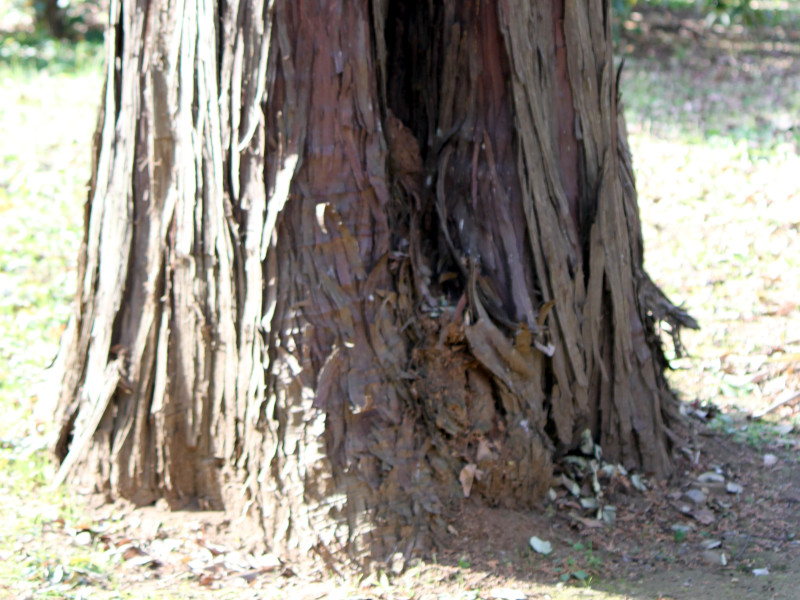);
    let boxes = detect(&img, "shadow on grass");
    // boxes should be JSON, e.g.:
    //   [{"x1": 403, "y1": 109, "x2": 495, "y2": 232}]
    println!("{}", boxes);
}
[
  {"x1": 630, "y1": 0, "x2": 798, "y2": 22},
  {"x1": 0, "y1": 30, "x2": 104, "y2": 74},
  {"x1": 617, "y1": 3, "x2": 800, "y2": 156}
]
